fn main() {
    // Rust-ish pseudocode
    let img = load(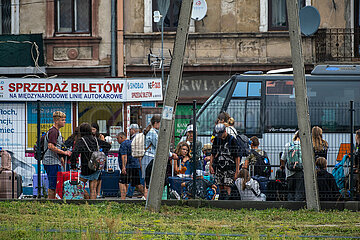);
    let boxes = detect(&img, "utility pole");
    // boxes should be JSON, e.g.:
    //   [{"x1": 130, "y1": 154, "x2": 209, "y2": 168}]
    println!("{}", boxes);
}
[
  {"x1": 146, "y1": 0, "x2": 193, "y2": 212},
  {"x1": 286, "y1": 0, "x2": 320, "y2": 210}
]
